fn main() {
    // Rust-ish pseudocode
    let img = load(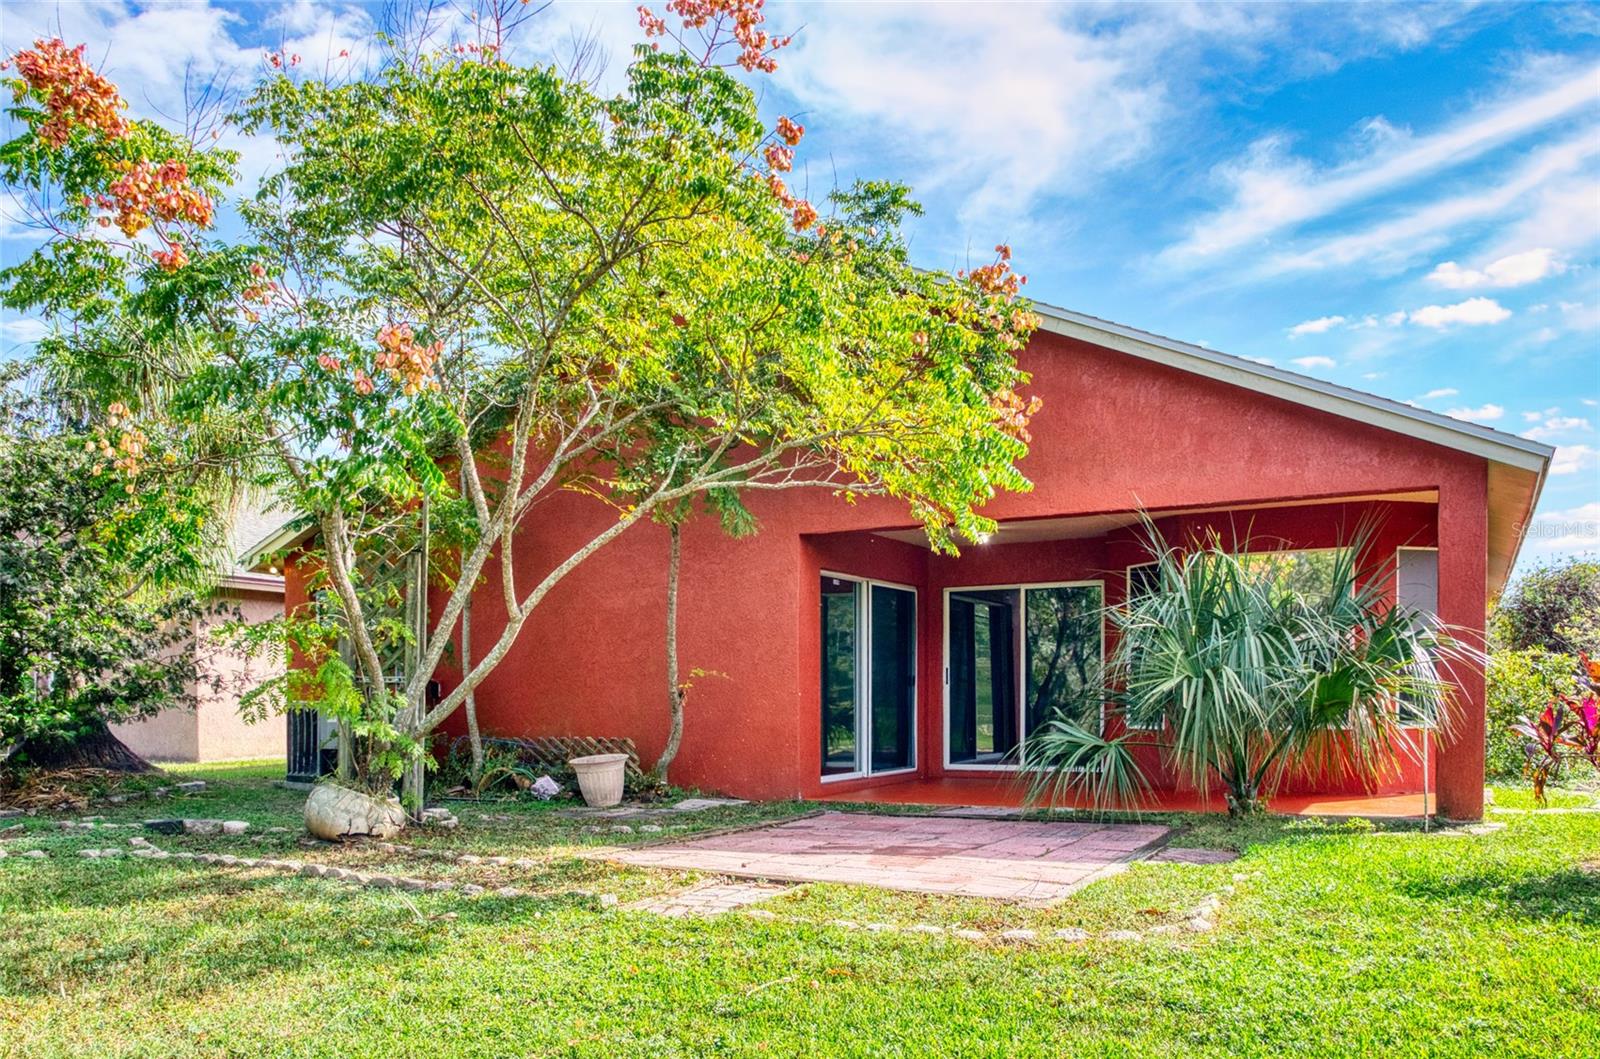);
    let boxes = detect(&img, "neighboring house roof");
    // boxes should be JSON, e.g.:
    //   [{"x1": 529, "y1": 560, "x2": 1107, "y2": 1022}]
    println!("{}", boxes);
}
[
  {"x1": 1028, "y1": 301, "x2": 1552, "y2": 594},
  {"x1": 238, "y1": 304, "x2": 1554, "y2": 593}
]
